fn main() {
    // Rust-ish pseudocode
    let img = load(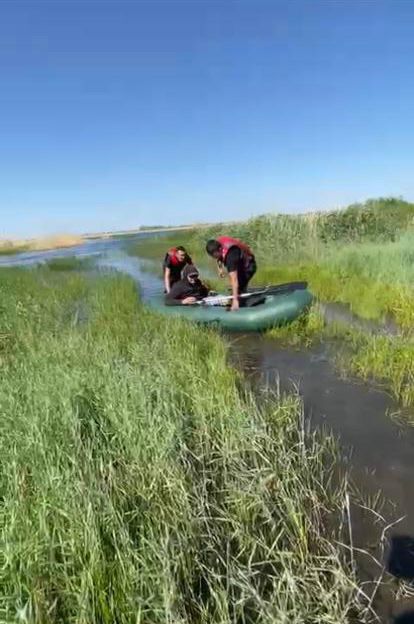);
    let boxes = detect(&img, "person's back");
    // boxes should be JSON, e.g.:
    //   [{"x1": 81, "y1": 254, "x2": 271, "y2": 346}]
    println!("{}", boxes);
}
[{"x1": 165, "y1": 265, "x2": 208, "y2": 306}]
